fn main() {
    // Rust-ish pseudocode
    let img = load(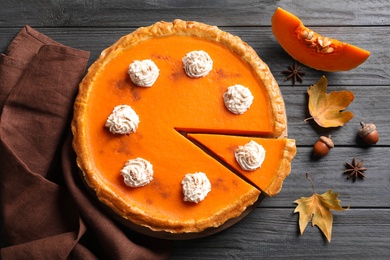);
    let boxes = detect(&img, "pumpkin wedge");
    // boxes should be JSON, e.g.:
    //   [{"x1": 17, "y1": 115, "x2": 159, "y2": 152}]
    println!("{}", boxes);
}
[{"x1": 272, "y1": 7, "x2": 370, "y2": 72}]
